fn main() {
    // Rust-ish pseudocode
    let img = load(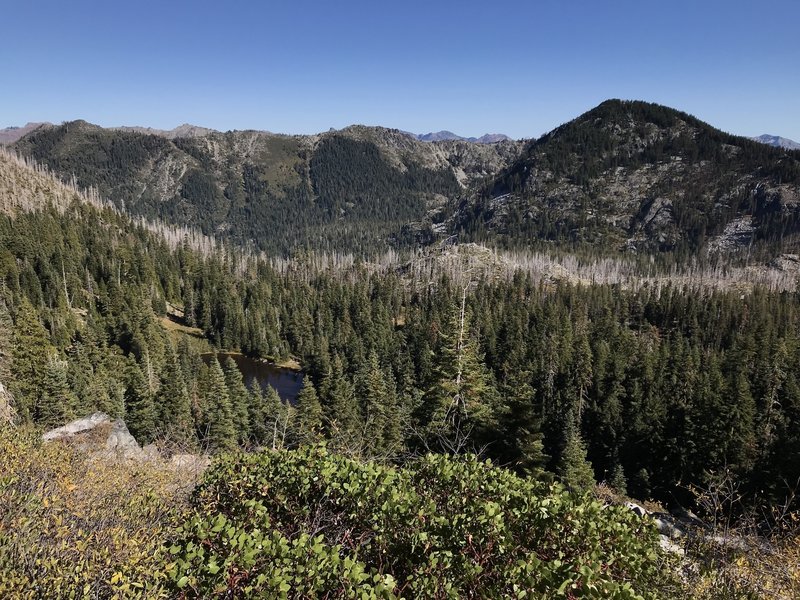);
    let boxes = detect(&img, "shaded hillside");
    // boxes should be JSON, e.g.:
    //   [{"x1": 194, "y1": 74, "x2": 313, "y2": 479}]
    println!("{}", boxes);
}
[
  {"x1": 452, "y1": 100, "x2": 800, "y2": 259},
  {"x1": 13, "y1": 123, "x2": 522, "y2": 254}
]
